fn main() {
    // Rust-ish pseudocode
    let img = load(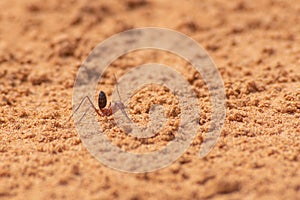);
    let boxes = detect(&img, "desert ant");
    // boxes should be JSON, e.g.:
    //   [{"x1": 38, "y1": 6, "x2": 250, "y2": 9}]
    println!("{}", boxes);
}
[{"x1": 66, "y1": 75, "x2": 130, "y2": 124}]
